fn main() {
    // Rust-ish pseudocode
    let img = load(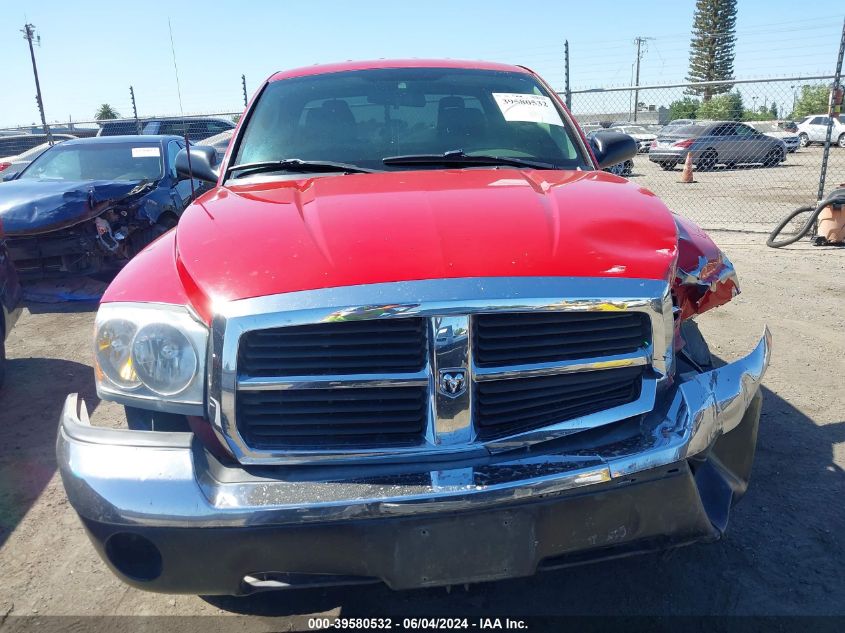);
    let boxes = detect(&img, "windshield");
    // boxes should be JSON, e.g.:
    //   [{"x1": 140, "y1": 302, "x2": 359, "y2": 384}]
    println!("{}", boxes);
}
[
  {"x1": 19, "y1": 142, "x2": 164, "y2": 182},
  {"x1": 620, "y1": 126, "x2": 651, "y2": 134},
  {"x1": 233, "y1": 67, "x2": 588, "y2": 176}
]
